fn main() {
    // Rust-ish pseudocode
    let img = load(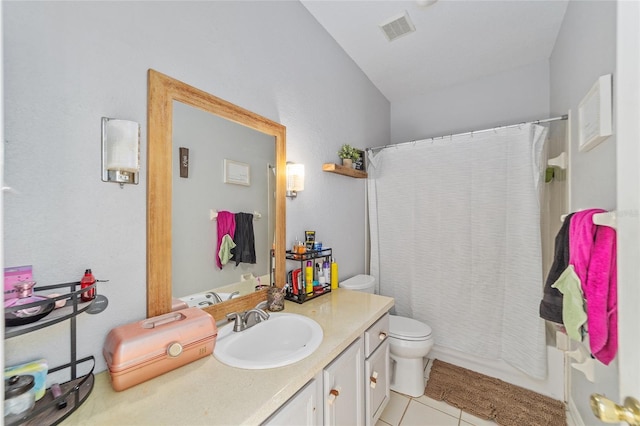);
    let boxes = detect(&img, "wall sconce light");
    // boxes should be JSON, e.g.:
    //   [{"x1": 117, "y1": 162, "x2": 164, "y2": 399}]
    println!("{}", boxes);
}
[
  {"x1": 286, "y1": 162, "x2": 305, "y2": 199},
  {"x1": 101, "y1": 117, "x2": 140, "y2": 187}
]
